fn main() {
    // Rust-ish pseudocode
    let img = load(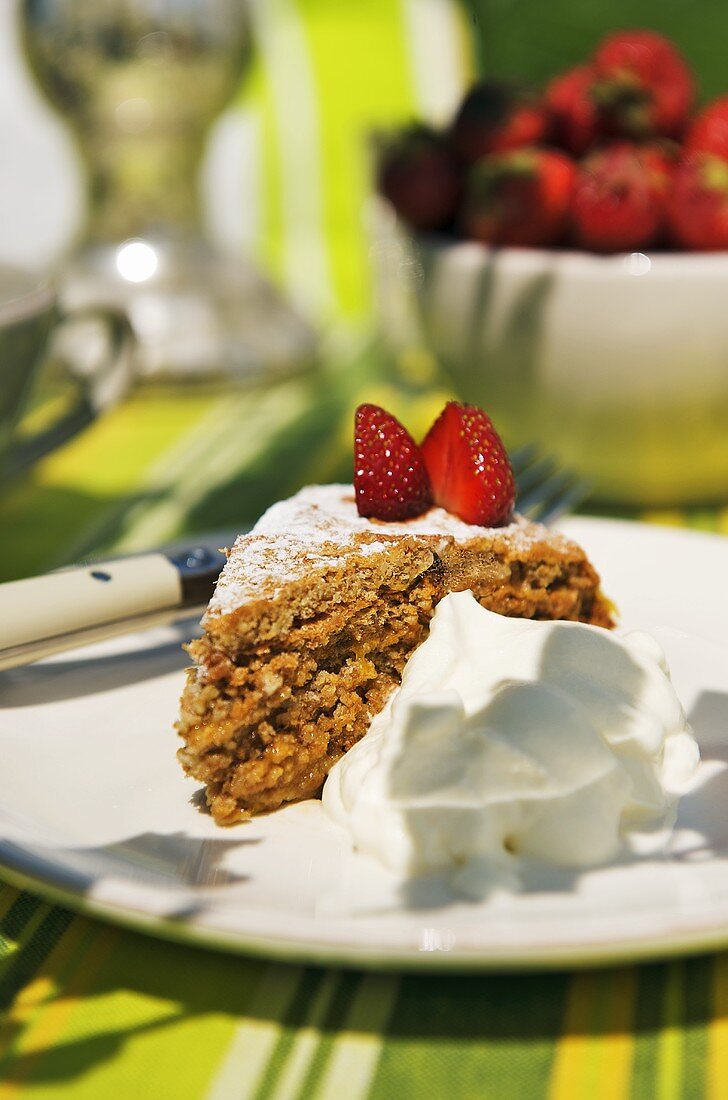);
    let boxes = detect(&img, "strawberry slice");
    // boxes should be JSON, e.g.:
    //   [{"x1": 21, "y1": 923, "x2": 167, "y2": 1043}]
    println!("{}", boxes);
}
[
  {"x1": 420, "y1": 402, "x2": 515, "y2": 526},
  {"x1": 354, "y1": 404, "x2": 431, "y2": 520}
]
